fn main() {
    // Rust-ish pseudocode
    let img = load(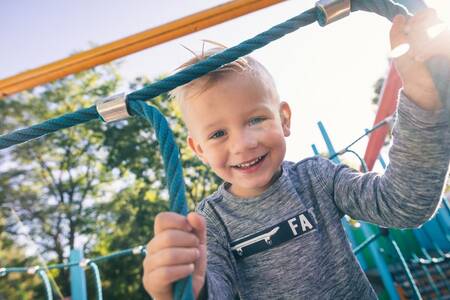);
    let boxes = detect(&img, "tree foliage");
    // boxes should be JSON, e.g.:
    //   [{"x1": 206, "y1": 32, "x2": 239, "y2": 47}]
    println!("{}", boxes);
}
[{"x1": 0, "y1": 67, "x2": 221, "y2": 298}]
